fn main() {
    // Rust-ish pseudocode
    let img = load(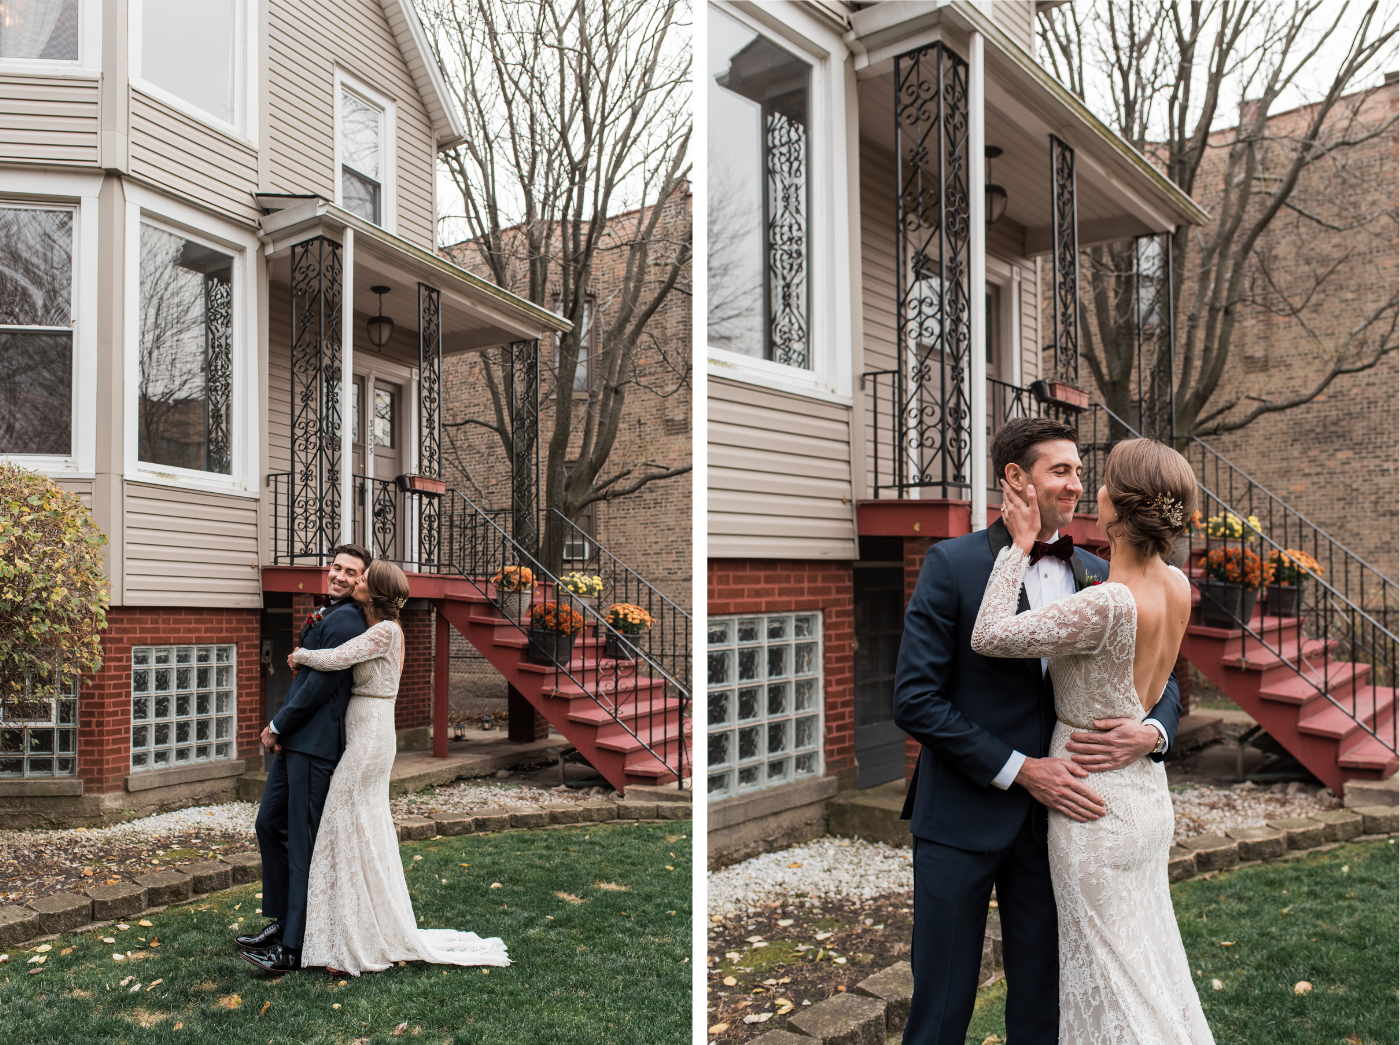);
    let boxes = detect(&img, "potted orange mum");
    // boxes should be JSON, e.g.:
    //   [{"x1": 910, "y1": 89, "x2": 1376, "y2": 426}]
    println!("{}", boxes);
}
[
  {"x1": 603, "y1": 603, "x2": 653, "y2": 661},
  {"x1": 1263, "y1": 549, "x2": 1322, "y2": 617},
  {"x1": 527, "y1": 601, "x2": 584, "y2": 666},
  {"x1": 1198, "y1": 547, "x2": 1274, "y2": 628}
]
